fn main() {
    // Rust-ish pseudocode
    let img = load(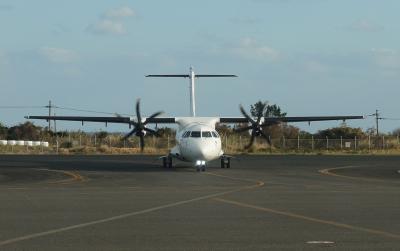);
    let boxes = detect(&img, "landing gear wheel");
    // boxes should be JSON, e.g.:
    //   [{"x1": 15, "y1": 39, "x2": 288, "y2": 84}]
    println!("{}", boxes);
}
[
  {"x1": 167, "y1": 156, "x2": 173, "y2": 168},
  {"x1": 201, "y1": 165, "x2": 206, "y2": 172},
  {"x1": 220, "y1": 157, "x2": 231, "y2": 169},
  {"x1": 162, "y1": 156, "x2": 173, "y2": 168}
]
